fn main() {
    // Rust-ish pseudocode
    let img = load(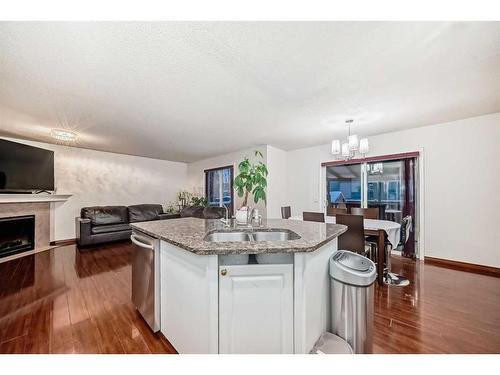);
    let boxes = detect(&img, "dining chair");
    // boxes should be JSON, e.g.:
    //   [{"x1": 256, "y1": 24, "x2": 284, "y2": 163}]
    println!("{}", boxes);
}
[
  {"x1": 281, "y1": 206, "x2": 291, "y2": 219},
  {"x1": 398, "y1": 215, "x2": 413, "y2": 250},
  {"x1": 327, "y1": 207, "x2": 348, "y2": 216},
  {"x1": 382, "y1": 215, "x2": 412, "y2": 285},
  {"x1": 302, "y1": 211, "x2": 325, "y2": 223},
  {"x1": 336, "y1": 214, "x2": 368, "y2": 256},
  {"x1": 373, "y1": 215, "x2": 413, "y2": 283},
  {"x1": 351, "y1": 207, "x2": 379, "y2": 220}
]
